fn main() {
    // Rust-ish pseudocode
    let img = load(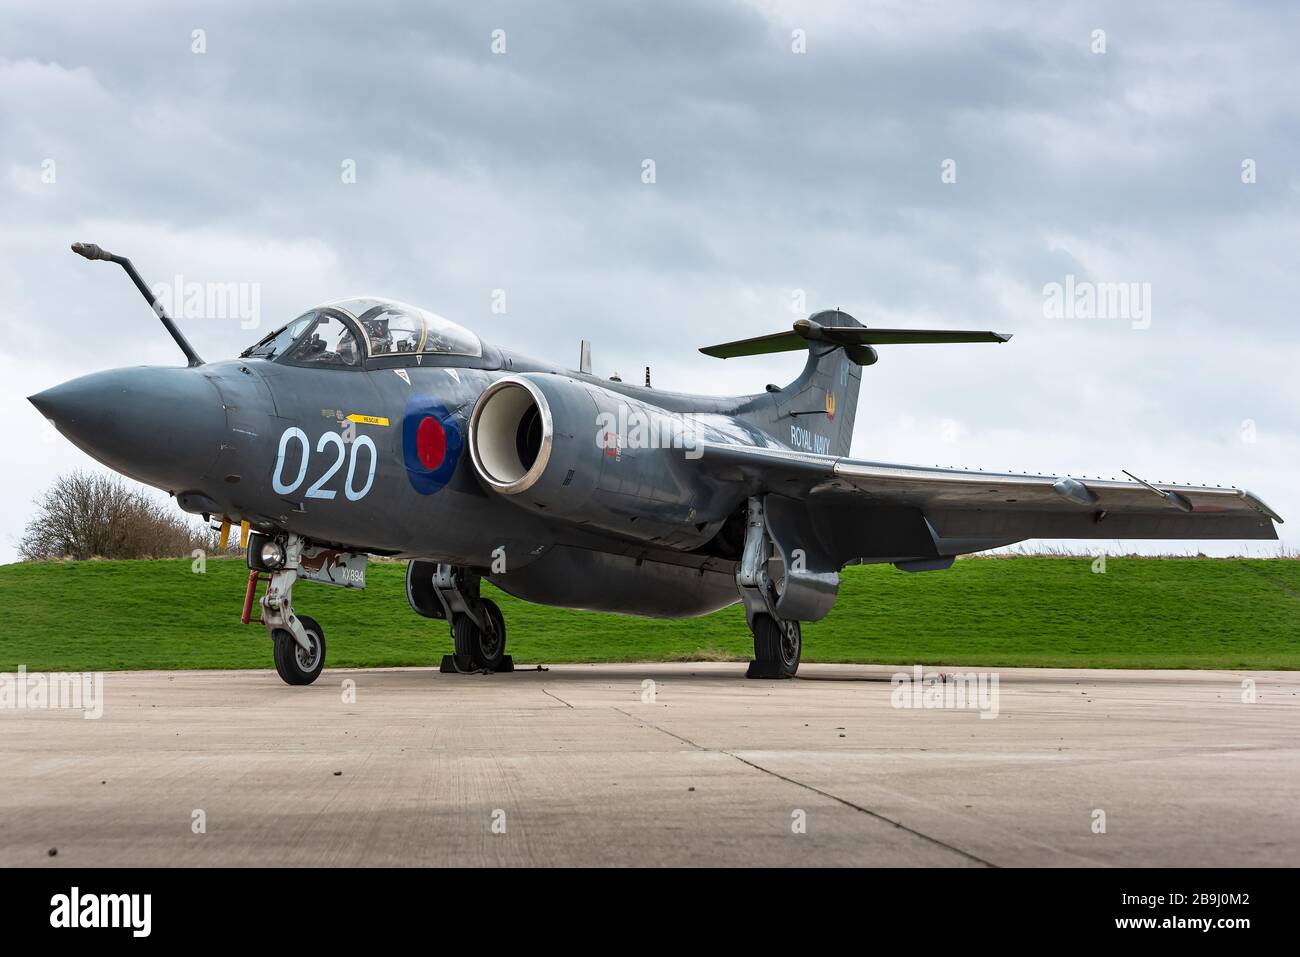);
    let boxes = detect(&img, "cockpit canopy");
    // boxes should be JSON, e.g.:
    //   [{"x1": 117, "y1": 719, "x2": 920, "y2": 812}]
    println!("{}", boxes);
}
[{"x1": 242, "y1": 297, "x2": 482, "y2": 366}]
